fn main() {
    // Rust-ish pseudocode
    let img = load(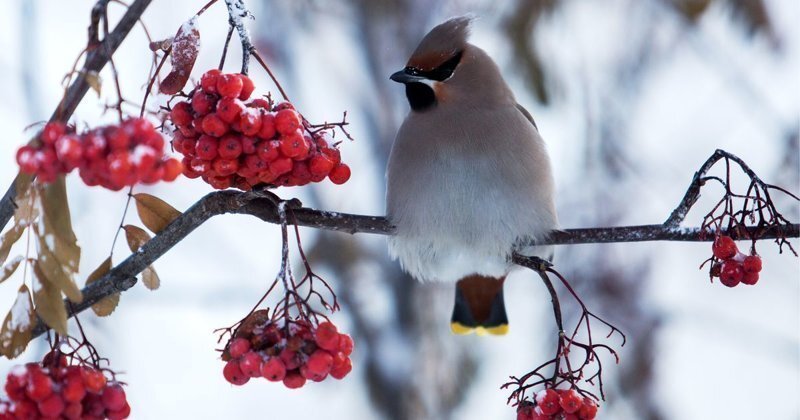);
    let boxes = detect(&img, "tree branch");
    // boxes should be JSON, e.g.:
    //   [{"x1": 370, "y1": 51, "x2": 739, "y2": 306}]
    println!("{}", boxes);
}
[
  {"x1": 0, "y1": 0, "x2": 153, "y2": 234},
  {"x1": 27, "y1": 186, "x2": 798, "y2": 339}
]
